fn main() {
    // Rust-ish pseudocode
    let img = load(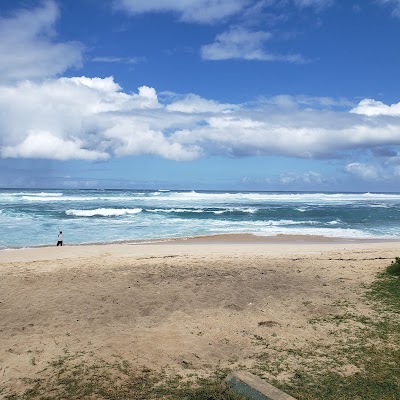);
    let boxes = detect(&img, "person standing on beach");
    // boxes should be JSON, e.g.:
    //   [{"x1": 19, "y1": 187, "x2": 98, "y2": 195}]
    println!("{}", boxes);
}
[{"x1": 57, "y1": 231, "x2": 63, "y2": 246}]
